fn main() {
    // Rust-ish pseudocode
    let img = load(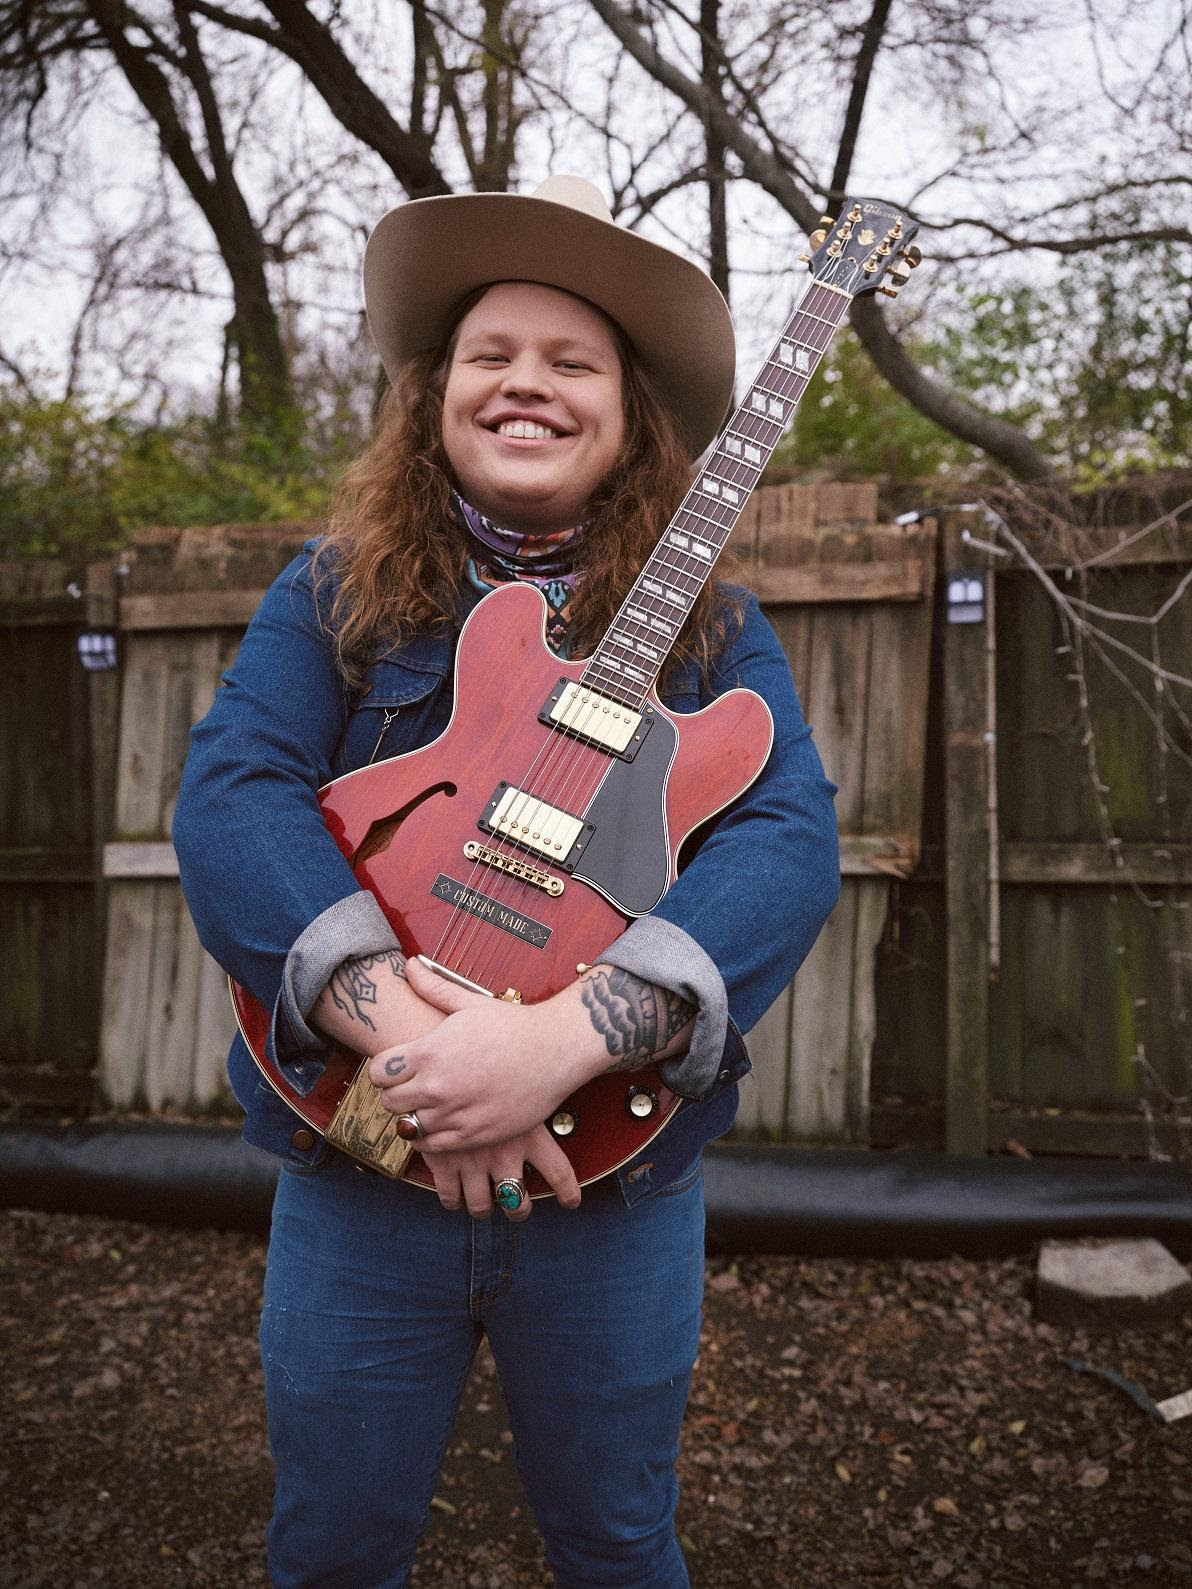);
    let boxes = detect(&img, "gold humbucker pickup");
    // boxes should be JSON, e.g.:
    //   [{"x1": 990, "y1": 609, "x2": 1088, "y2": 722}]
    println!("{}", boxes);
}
[
  {"x1": 326, "y1": 1058, "x2": 416, "y2": 1178},
  {"x1": 538, "y1": 680, "x2": 652, "y2": 761},
  {"x1": 479, "y1": 783, "x2": 592, "y2": 870},
  {"x1": 463, "y1": 840, "x2": 565, "y2": 895}
]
